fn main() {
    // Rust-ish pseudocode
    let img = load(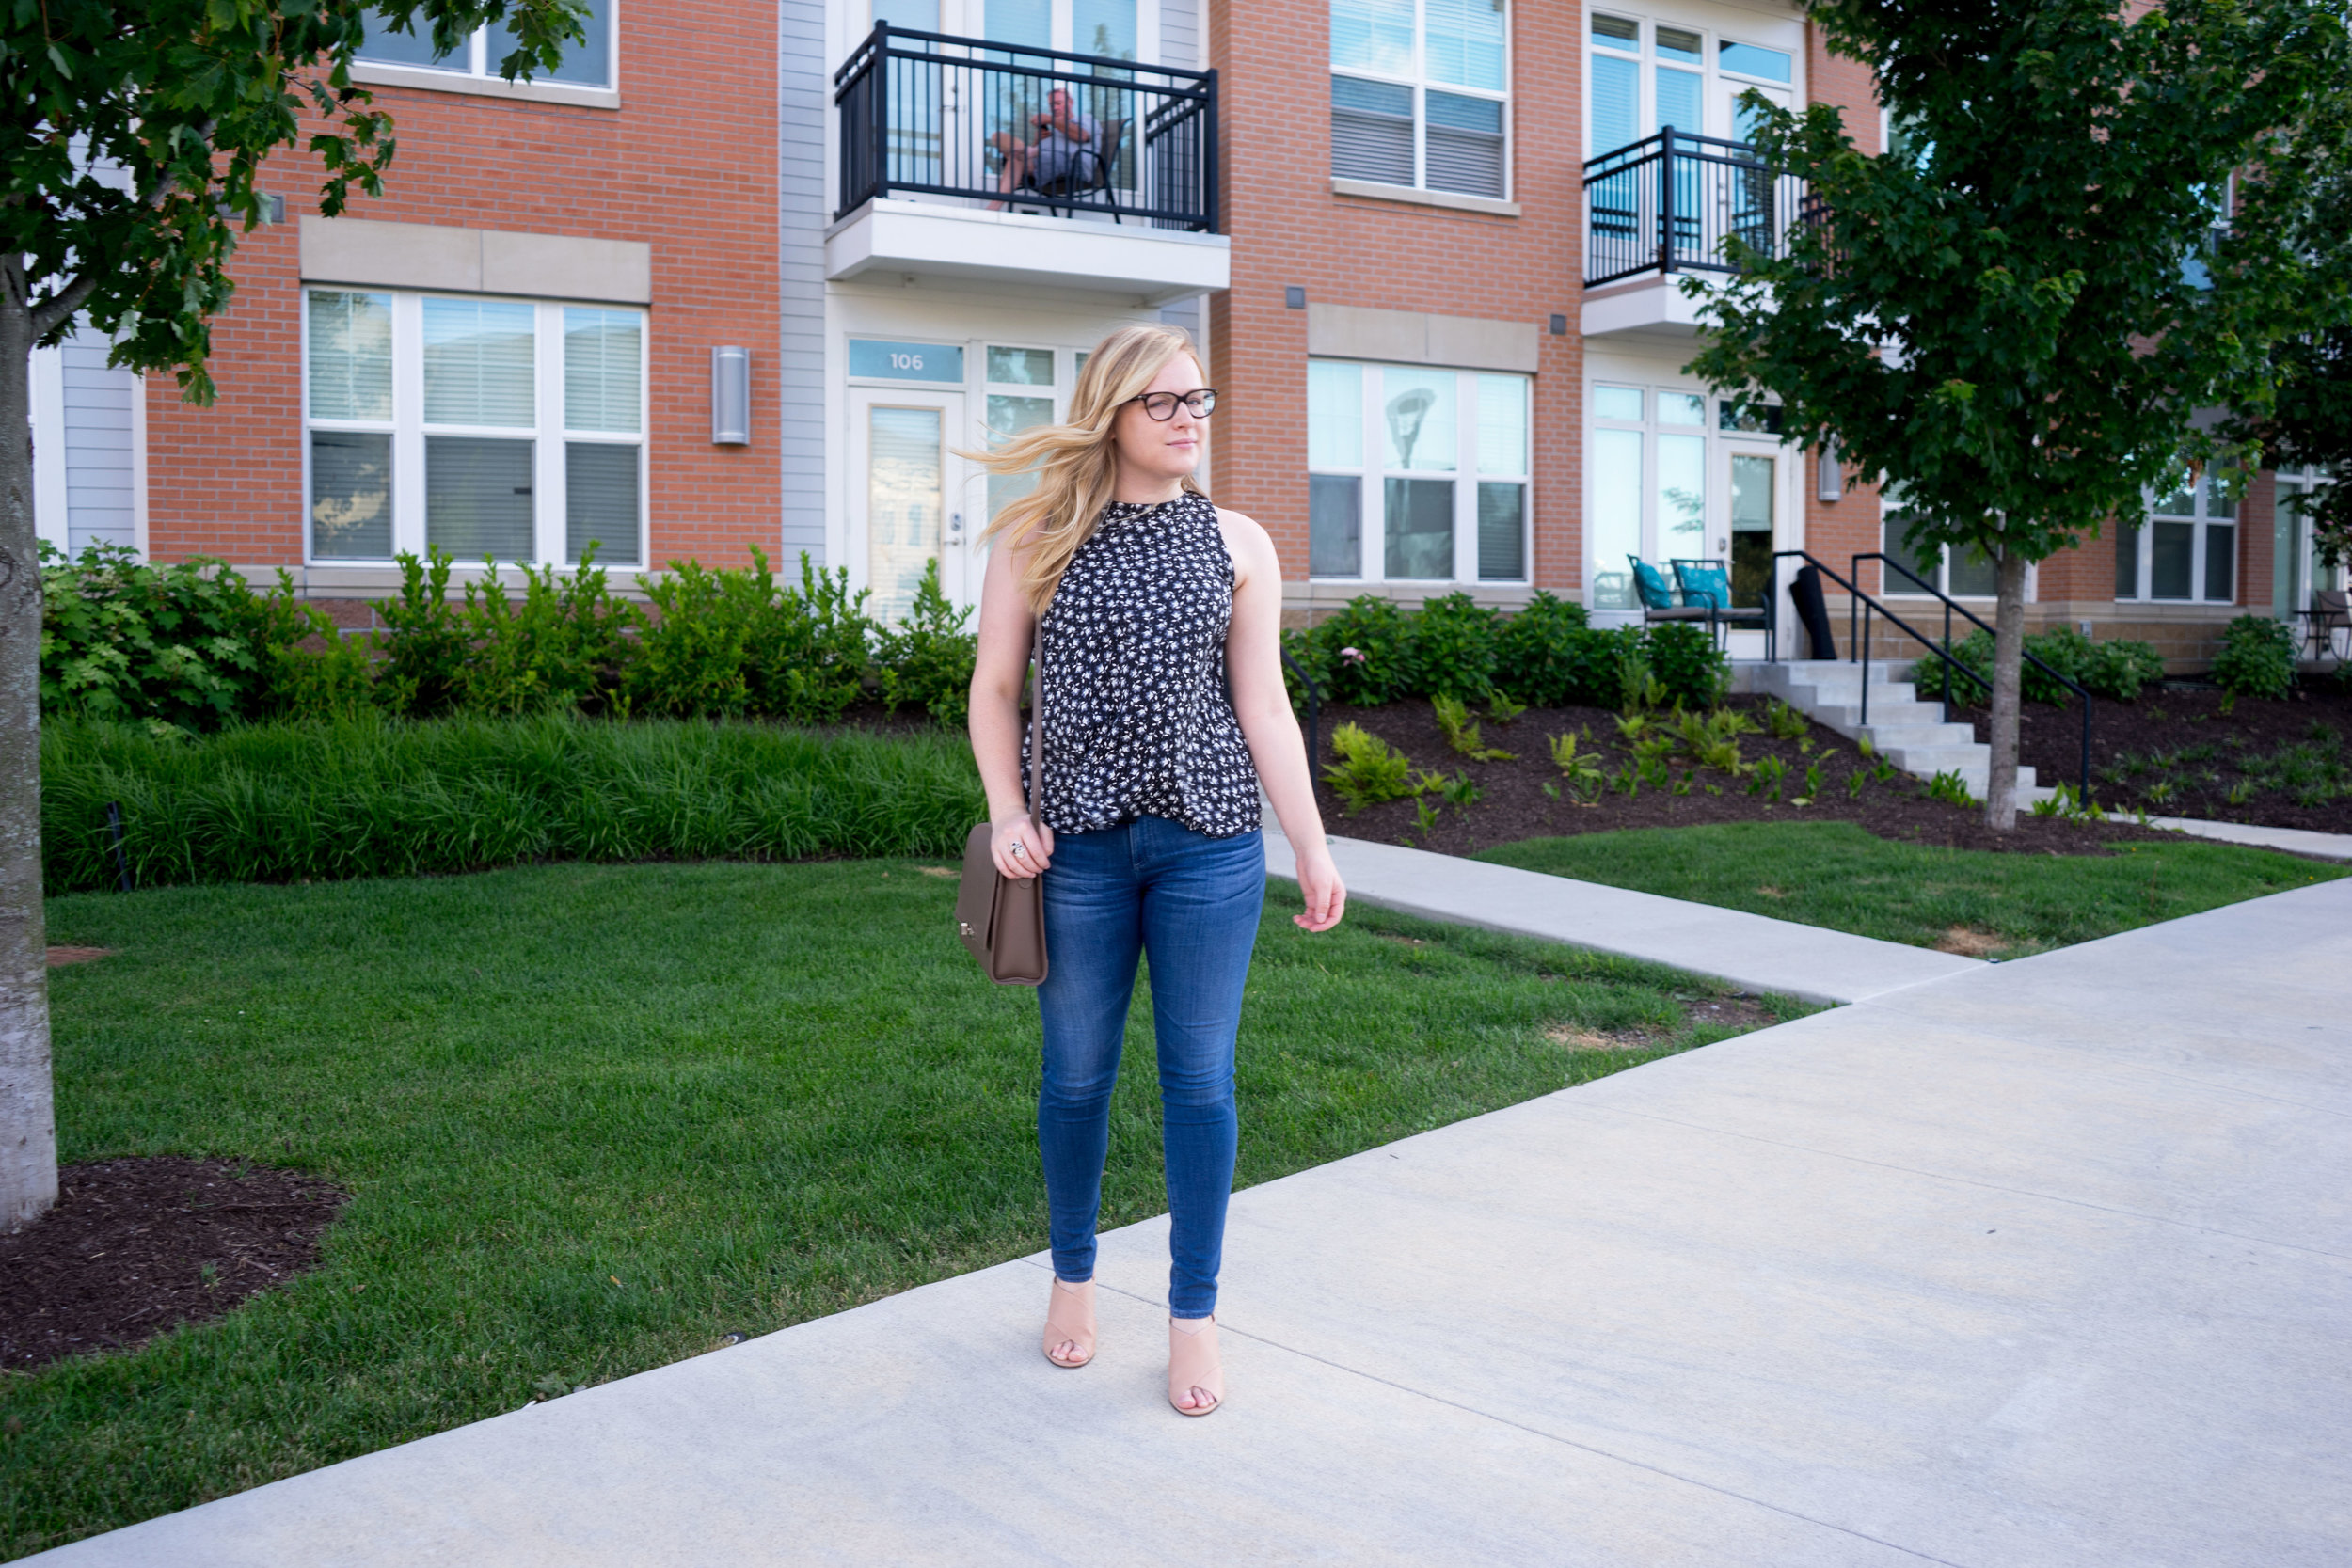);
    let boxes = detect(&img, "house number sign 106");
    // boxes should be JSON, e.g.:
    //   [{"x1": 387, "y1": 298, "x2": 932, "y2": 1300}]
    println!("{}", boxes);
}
[{"x1": 849, "y1": 339, "x2": 965, "y2": 384}]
